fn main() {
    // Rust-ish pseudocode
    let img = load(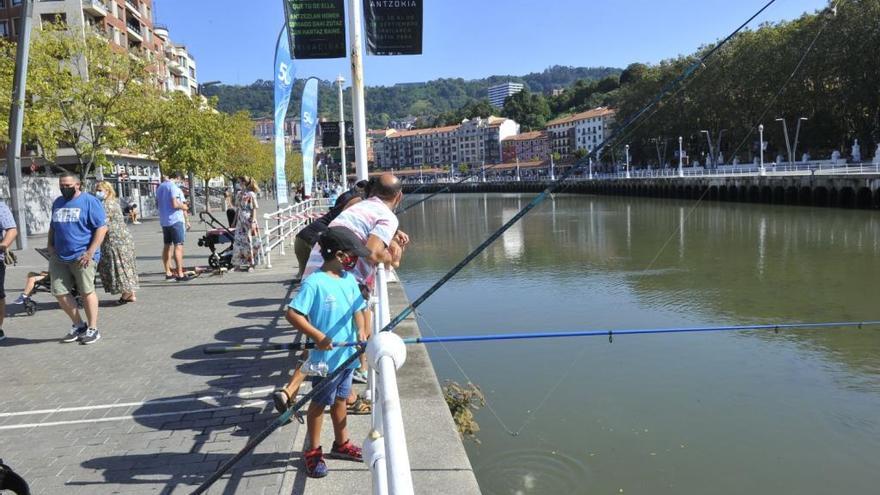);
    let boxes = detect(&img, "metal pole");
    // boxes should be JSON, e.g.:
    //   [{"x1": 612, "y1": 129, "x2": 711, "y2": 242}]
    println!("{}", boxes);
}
[
  {"x1": 759, "y1": 124, "x2": 765, "y2": 176},
  {"x1": 6, "y1": 0, "x2": 35, "y2": 249},
  {"x1": 678, "y1": 136, "x2": 684, "y2": 177},
  {"x1": 793, "y1": 117, "x2": 807, "y2": 165},
  {"x1": 336, "y1": 74, "x2": 347, "y2": 190},
  {"x1": 625, "y1": 144, "x2": 630, "y2": 178},
  {"x1": 777, "y1": 118, "x2": 792, "y2": 165},
  {"x1": 701, "y1": 130, "x2": 714, "y2": 168},
  {"x1": 347, "y1": 0, "x2": 369, "y2": 181}
]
